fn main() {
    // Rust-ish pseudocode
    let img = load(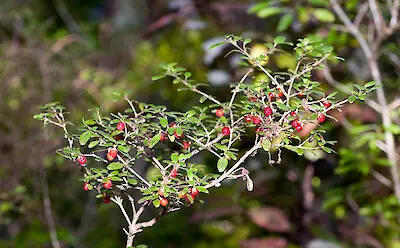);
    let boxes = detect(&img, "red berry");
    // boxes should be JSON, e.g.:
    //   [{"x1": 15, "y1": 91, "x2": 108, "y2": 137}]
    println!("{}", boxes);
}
[
  {"x1": 323, "y1": 101, "x2": 331, "y2": 108},
  {"x1": 160, "y1": 132, "x2": 167, "y2": 141},
  {"x1": 107, "y1": 148, "x2": 117, "y2": 161},
  {"x1": 255, "y1": 127, "x2": 263, "y2": 133},
  {"x1": 244, "y1": 115, "x2": 253, "y2": 123},
  {"x1": 292, "y1": 120, "x2": 301, "y2": 128},
  {"x1": 183, "y1": 141, "x2": 190, "y2": 149},
  {"x1": 108, "y1": 148, "x2": 117, "y2": 158},
  {"x1": 222, "y1": 127, "x2": 231, "y2": 136},
  {"x1": 158, "y1": 188, "x2": 165, "y2": 197},
  {"x1": 249, "y1": 97, "x2": 257, "y2": 102},
  {"x1": 103, "y1": 195, "x2": 111, "y2": 204},
  {"x1": 114, "y1": 134, "x2": 124, "y2": 141},
  {"x1": 116, "y1": 122, "x2": 125, "y2": 131},
  {"x1": 191, "y1": 188, "x2": 199, "y2": 198},
  {"x1": 263, "y1": 107, "x2": 273, "y2": 116},
  {"x1": 174, "y1": 130, "x2": 184, "y2": 139},
  {"x1": 169, "y1": 122, "x2": 177, "y2": 128},
  {"x1": 298, "y1": 92, "x2": 304, "y2": 98},
  {"x1": 252, "y1": 116, "x2": 261, "y2": 125},
  {"x1": 295, "y1": 125, "x2": 303, "y2": 132},
  {"x1": 160, "y1": 198, "x2": 169, "y2": 207},
  {"x1": 170, "y1": 169, "x2": 178, "y2": 178},
  {"x1": 268, "y1": 92, "x2": 275, "y2": 101},
  {"x1": 317, "y1": 113, "x2": 326, "y2": 123},
  {"x1": 215, "y1": 109, "x2": 225, "y2": 118},
  {"x1": 103, "y1": 179, "x2": 112, "y2": 189},
  {"x1": 83, "y1": 182, "x2": 90, "y2": 191},
  {"x1": 77, "y1": 156, "x2": 87, "y2": 165},
  {"x1": 290, "y1": 111, "x2": 297, "y2": 117},
  {"x1": 277, "y1": 88, "x2": 284, "y2": 98},
  {"x1": 178, "y1": 192, "x2": 186, "y2": 199}
]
